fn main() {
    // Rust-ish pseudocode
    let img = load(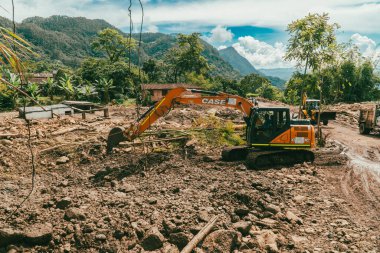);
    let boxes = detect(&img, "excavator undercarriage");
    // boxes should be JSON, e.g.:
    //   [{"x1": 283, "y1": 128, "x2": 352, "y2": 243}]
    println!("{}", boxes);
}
[{"x1": 221, "y1": 146, "x2": 314, "y2": 169}]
